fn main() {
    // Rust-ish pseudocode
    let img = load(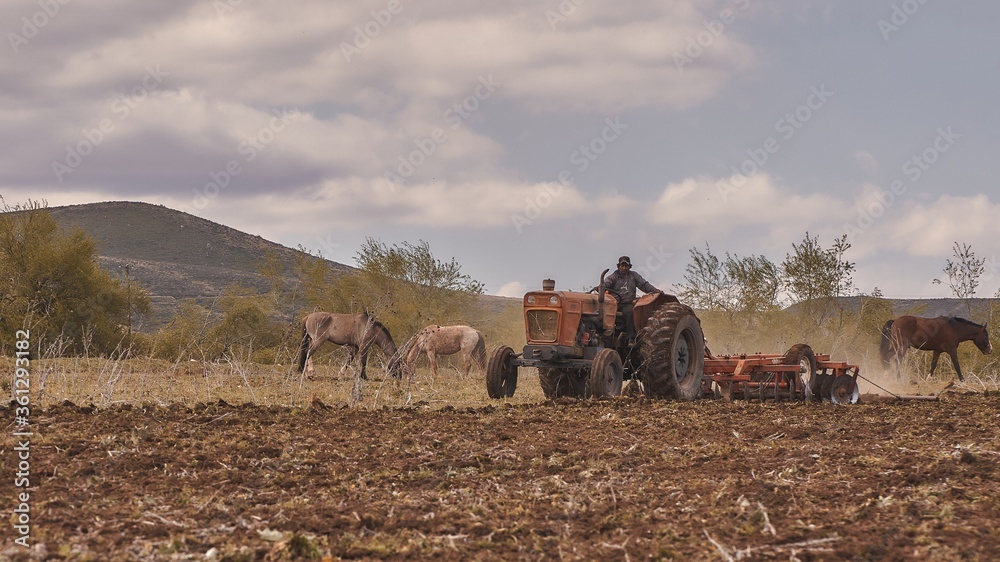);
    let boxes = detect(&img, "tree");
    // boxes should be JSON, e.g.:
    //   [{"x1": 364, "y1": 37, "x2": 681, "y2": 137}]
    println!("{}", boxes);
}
[
  {"x1": 151, "y1": 300, "x2": 212, "y2": 361},
  {"x1": 295, "y1": 238, "x2": 486, "y2": 342},
  {"x1": 677, "y1": 243, "x2": 729, "y2": 312},
  {"x1": 0, "y1": 199, "x2": 150, "y2": 355},
  {"x1": 354, "y1": 238, "x2": 484, "y2": 294},
  {"x1": 209, "y1": 285, "x2": 283, "y2": 361},
  {"x1": 857, "y1": 286, "x2": 895, "y2": 341},
  {"x1": 725, "y1": 253, "x2": 781, "y2": 316},
  {"x1": 781, "y1": 232, "x2": 855, "y2": 304},
  {"x1": 933, "y1": 242, "x2": 985, "y2": 317},
  {"x1": 677, "y1": 243, "x2": 780, "y2": 317}
]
